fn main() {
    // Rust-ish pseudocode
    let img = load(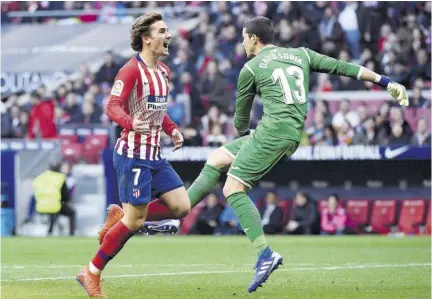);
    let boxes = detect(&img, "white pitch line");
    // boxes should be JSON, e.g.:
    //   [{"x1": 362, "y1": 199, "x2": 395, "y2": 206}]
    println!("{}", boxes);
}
[
  {"x1": 2, "y1": 264, "x2": 221, "y2": 269},
  {"x1": 1, "y1": 263, "x2": 318, "y2": 269},
  {"x1": 2, "y1": 263, "x2": 429, "y2": 282}
]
